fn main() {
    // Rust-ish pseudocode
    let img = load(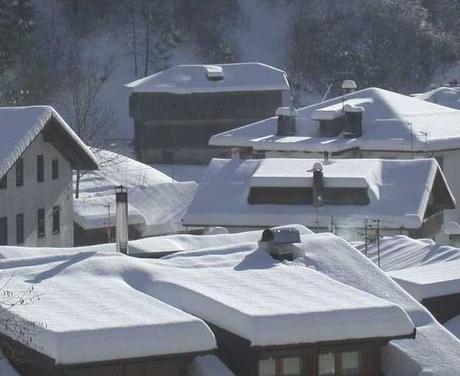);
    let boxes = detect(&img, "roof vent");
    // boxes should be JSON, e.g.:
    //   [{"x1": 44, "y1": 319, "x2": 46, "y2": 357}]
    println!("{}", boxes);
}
[
  {"x1": 275, "y1": 107, "x2": 298, "y2": 136},
  {"x1": 205, "y1": 65, "x2": 224, "y2": 81},
  {"x1": 341, "y1": 80, "x2": 357, "y2": 93},
  {"x1": 312, "y1": 163, "x2": 324, "y2": 207},
  {"x1": 260, "y1": 227, "x2": 301, "y2": 261}
]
